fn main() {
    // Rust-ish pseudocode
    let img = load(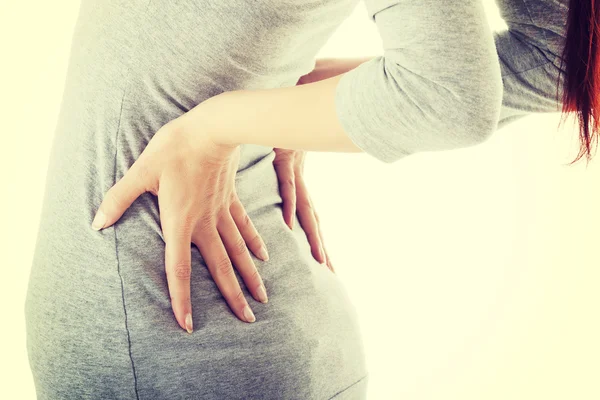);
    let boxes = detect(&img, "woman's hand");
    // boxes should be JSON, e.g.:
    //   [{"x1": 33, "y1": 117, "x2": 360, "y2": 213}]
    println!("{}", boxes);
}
[
  {"x1": 272, "y1": 148, "x2": 335, "y2": 274},
  {"x1": 90, "y1": 118, "x2": 270, "y2": 333}
]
